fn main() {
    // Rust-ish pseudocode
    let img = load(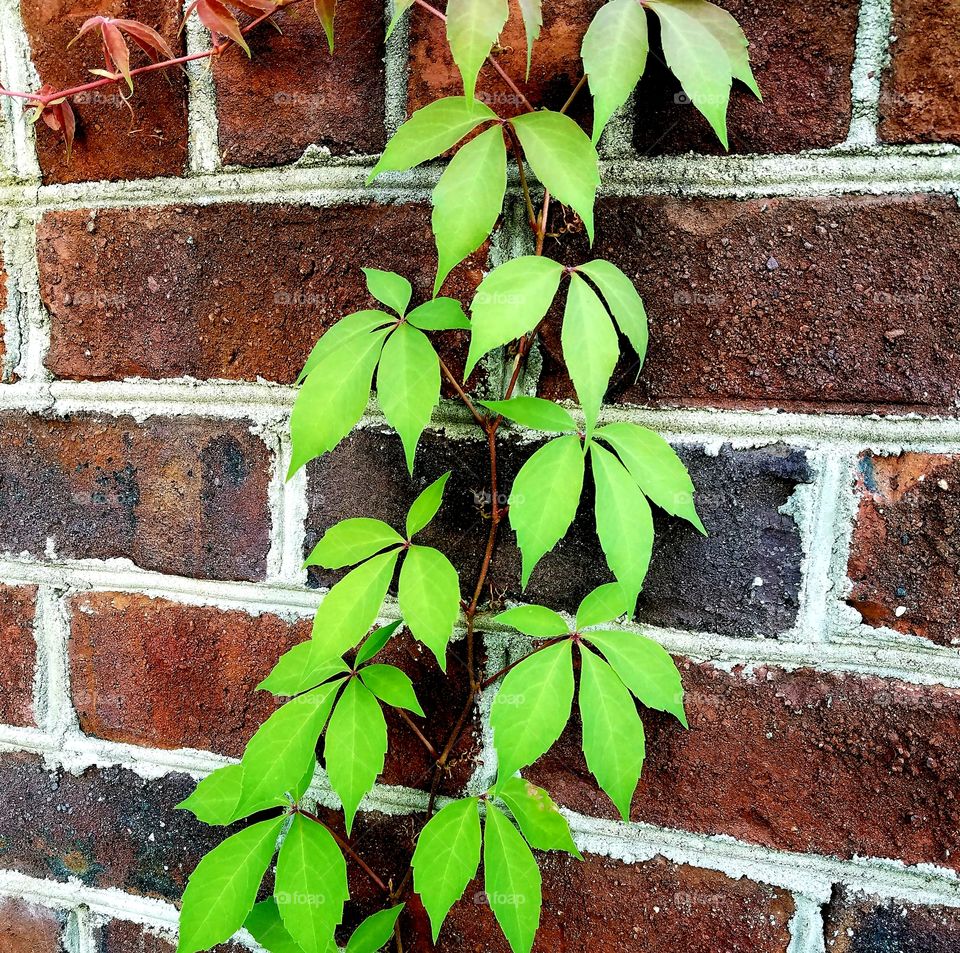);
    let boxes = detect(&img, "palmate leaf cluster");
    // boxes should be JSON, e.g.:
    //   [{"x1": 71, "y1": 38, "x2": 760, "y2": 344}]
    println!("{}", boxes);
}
[{"x1": 176, "y1": 2, "x2": 758, "y2": 952}]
